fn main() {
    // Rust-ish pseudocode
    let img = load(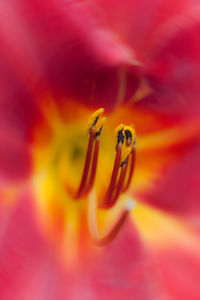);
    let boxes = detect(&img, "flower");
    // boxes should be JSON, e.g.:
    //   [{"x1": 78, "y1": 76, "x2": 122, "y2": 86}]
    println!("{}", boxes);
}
[{"x1": 1, "y1": 0, "x2": 200, "y2": 299}]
